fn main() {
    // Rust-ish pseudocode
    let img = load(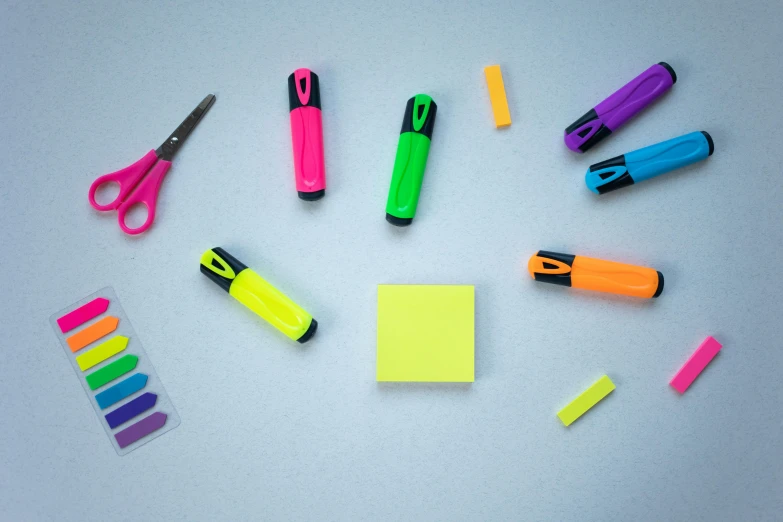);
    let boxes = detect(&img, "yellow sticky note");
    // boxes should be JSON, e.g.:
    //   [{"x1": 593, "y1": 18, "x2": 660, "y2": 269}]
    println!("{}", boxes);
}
[
  {"x1": 377, "y1": 285, "x2": 474, "y2": 382},
  {"x1": 484, "y1": 65, "x2": 511, "y2": 127},
  {"x1": 557, "y1": 375, "x2": 615, "y2": 426},
  {"x1": 75, "y1": 335, "x2": 129, "y2": 371}
]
